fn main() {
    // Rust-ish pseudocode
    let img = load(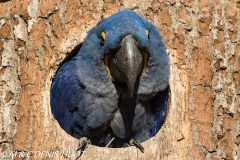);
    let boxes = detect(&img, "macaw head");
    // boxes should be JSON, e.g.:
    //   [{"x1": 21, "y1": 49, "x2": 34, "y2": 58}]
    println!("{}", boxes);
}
[{"x1": 77, "y1": 10, "x2": 169, "y2": 99}]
